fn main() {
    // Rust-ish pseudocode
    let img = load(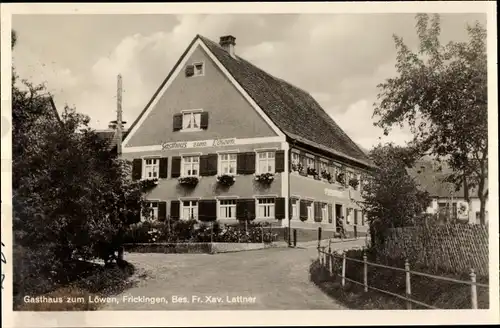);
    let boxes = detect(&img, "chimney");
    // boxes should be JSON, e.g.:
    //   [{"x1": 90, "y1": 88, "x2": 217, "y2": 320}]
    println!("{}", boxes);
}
[{"x1": 219, "y1": 35, "x2": 236, "y2": 58}]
